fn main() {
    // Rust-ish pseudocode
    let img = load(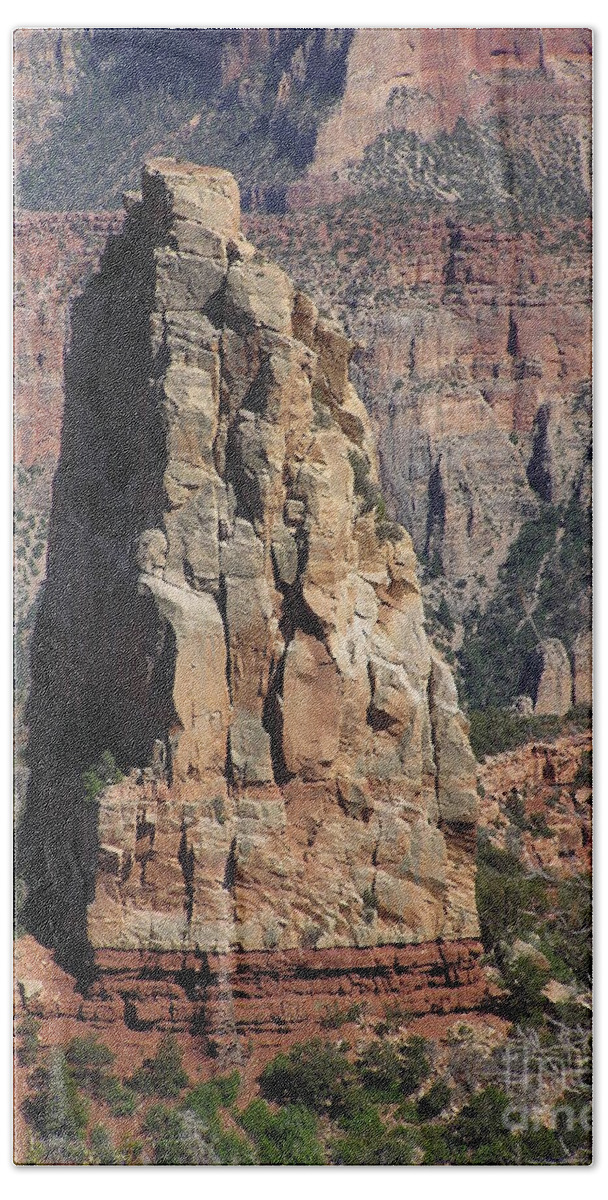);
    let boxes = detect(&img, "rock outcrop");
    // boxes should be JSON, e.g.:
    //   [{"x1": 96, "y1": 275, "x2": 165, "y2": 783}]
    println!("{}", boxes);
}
[
  {"x1": 526, "y1": 638, "x2": 573, "y2": 716},
  {"x1": 13, "y1": 29, "x2": 592, "y2": 727},
  {"x1": 572, "y1": 630, "x2": 592, "y2": 708},
  {"x1": 21, "y1": 159, "x2": 479, "y2": 974},
  {"x1": 478, "y1": 730, "x2": 591, "y2": 878}
]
